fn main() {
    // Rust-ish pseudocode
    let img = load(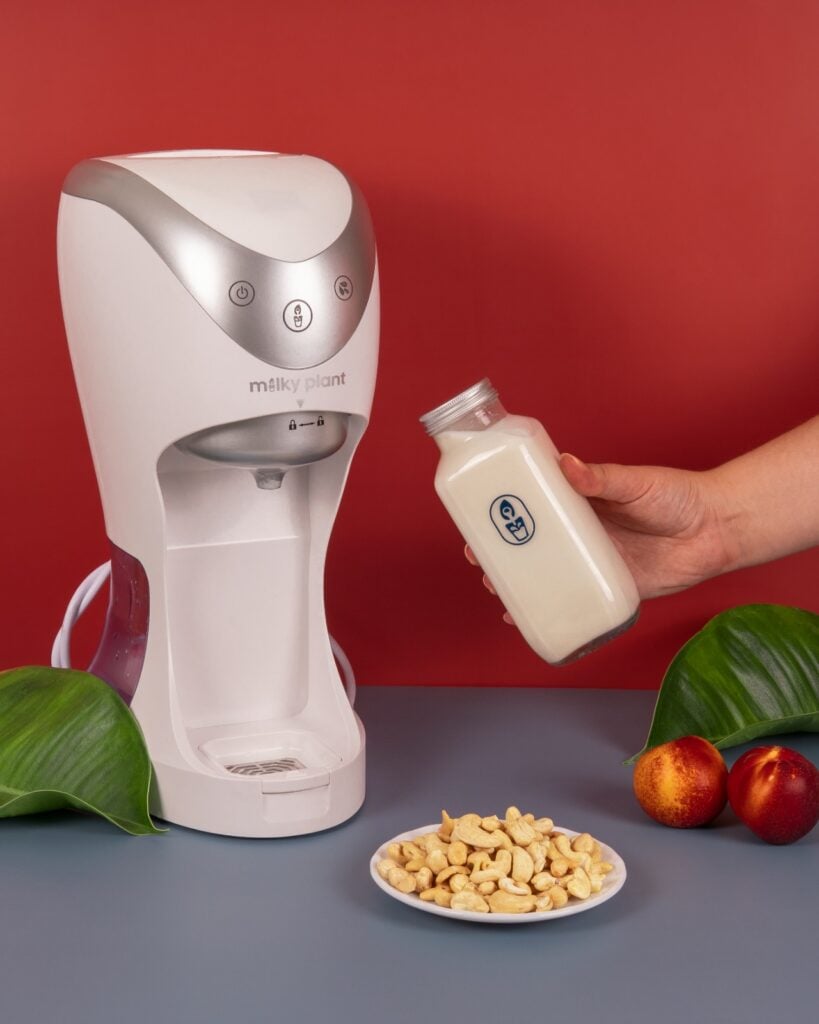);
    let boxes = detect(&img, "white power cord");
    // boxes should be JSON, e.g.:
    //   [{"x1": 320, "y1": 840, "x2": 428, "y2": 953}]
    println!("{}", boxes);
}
[
  {"x1": 52, "y1": 561, "x2": 357, "y2": 706},
  {"x1": 51, "y1": 562, "x2": 112, "y2": 670}
]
